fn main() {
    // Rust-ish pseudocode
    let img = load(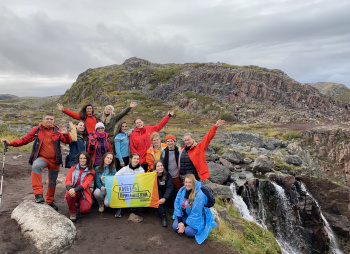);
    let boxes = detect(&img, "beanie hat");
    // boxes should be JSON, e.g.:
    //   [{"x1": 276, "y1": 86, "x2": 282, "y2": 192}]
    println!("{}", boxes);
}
[
  {"x1": 165, "y1": 134, "x2": 176, "y2": 142},
  {"x1": 95, "y1": 122, "x2": 105, "y2": 130}
]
